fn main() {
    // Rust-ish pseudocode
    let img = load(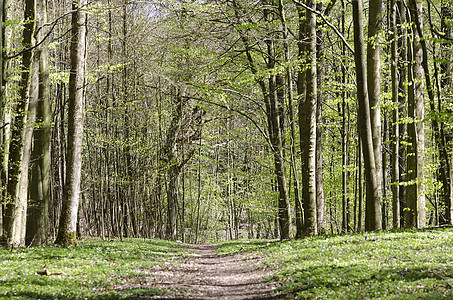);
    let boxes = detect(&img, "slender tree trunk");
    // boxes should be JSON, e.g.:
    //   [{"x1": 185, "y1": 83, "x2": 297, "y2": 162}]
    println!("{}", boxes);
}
[
  {"x1": 367, "y1": 0, "x2": 383, "y2": 221},
  {"x1": 315, "y1": 1, "x2": 328, "y2": 234},
  {"x1": 278, "y1": 0, "x2": 303, "y2": 239},
  {"x1": 390, "y1": 0, "x2": 400, "y2": 228},
  {"x1": 0, "y1": 0, "x2": 4, "y2": 238},
  {"x1": 405, "y1": 0, "x2": 425, "y2": 228},
  {"x1": 440, "y1": 4, "x2": 452, "y2": 224},
  {"x1": 299, "y1": 0, "x2": 318, "y2": 237},
  {"x1": 352, "y1": 0, "x2": 382, "y2": 231},
  {"x1": 341, "y1": 91, "x2": 349, "y2": 233},
  {"x1": 55, "y1": 0, "x2": 87, "y2": 246},
  {"x1": 357, "y1": 136, "x2": 364, "y2": 232},
  {"x1": 26, "y1": 0, "x2": 50, "y2": 246},
  {"x1": 341, "y1": 0, "x2": 349, "y2": 233},
  {"x1": 414, "y1": 0, "x2": 449, "y2": 226},
  {"x1": 263, "y1": 3, "x2": 290, "y2": 240},
  {"x1": 5, "y1": 0, "x2": 36, "y2": 247},
  {"x1": 397, "y1": 0, "x2": 407, "y2": 227},
  {"x1": 382, "y1": 112, "x2": 389, "y2": 229}
]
